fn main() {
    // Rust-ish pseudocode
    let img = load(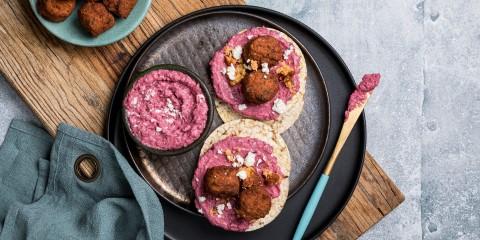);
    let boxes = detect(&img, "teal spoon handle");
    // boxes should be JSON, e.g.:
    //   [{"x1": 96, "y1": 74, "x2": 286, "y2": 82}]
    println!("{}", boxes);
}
[{"x1": 292, "y1": 174, "x2": 330, "y2": 240}]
